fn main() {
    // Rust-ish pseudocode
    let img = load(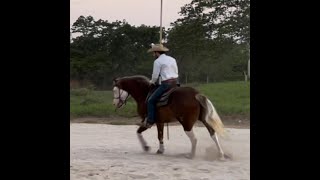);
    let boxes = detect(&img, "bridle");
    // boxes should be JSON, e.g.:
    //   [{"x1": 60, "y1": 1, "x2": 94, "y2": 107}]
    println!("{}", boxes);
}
[{"x1": 114, "y1": 86, "x2": 130, "y2": 111}]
